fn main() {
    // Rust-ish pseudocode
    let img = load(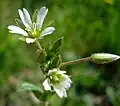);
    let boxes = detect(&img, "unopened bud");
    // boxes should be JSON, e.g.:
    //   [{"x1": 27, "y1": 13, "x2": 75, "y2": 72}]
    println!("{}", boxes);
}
[{"x1": 91, "y1": 53, "x2": 120, "y2": 64}]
